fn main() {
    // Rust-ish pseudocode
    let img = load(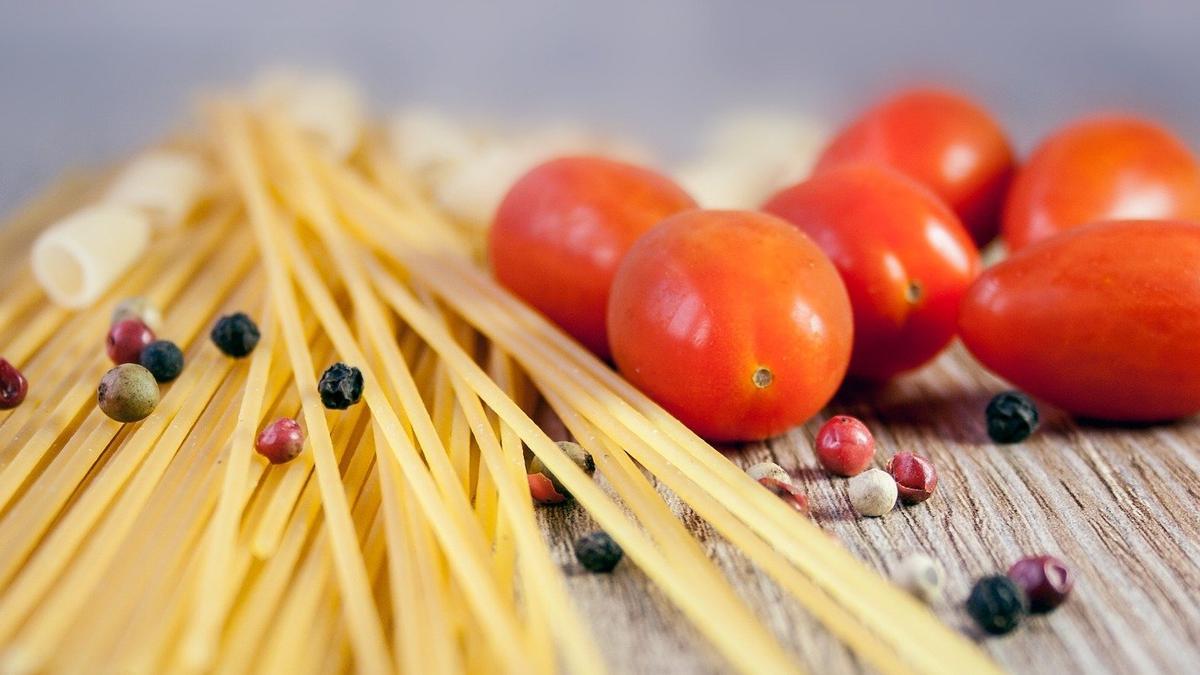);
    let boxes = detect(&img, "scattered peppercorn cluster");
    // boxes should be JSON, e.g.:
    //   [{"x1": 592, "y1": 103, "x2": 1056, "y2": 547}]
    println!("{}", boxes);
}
[
  {"x1": 97, "y1": 297, "x2": 187, "y2": 423},
  {"x1": 809, "y1": 414, "x2": 940, "y2": 518},
  {"x1": 965, "y1": 554, "x2": 1073, "y2": 636}
]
